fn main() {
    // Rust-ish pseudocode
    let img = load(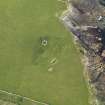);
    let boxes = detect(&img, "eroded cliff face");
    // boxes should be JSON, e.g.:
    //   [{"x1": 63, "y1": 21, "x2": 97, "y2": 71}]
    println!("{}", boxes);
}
[{"x1": 61, "y1": 0, "x2": 105, "y2": 105}]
